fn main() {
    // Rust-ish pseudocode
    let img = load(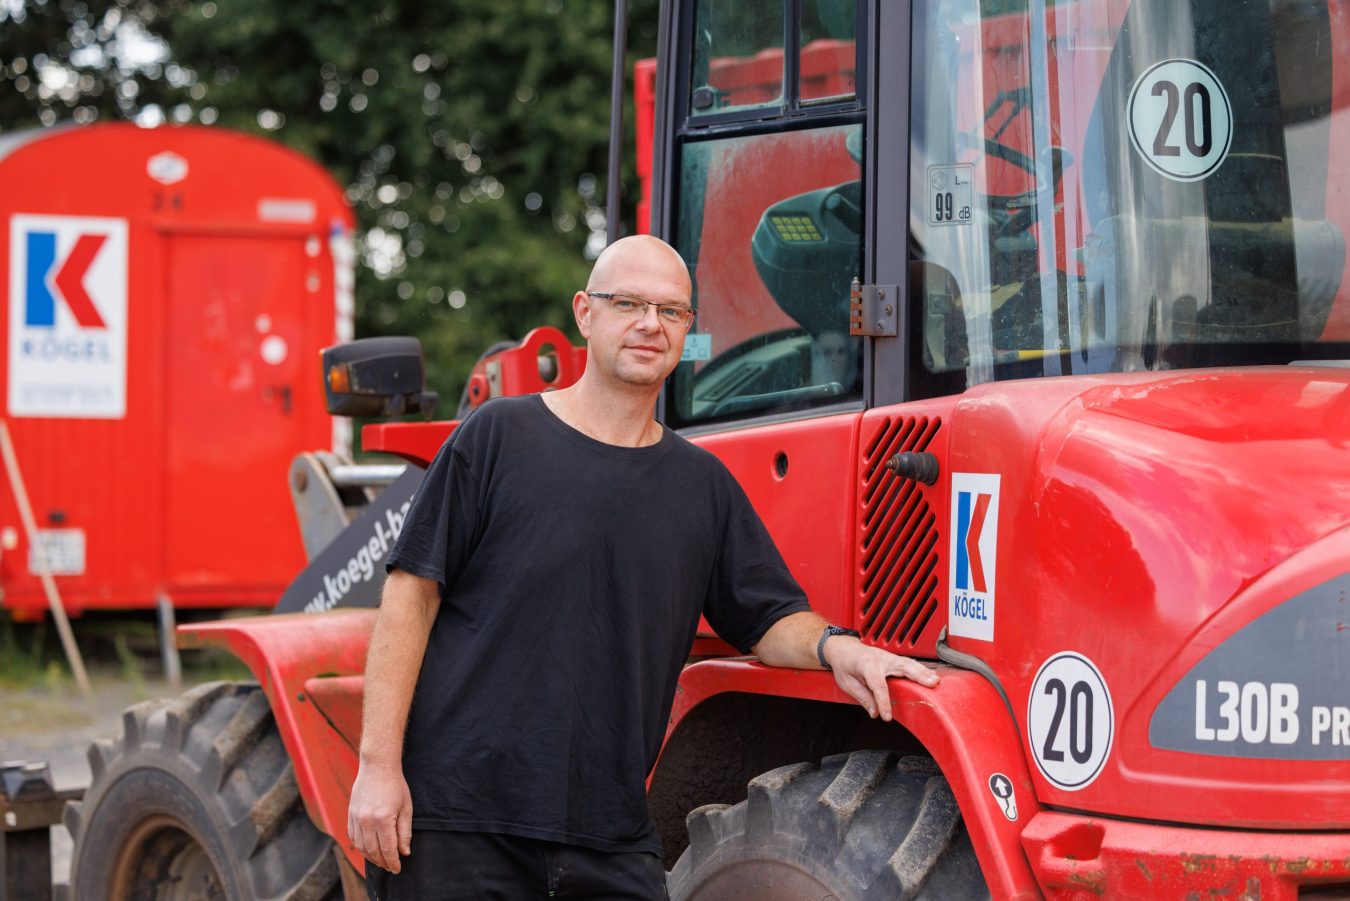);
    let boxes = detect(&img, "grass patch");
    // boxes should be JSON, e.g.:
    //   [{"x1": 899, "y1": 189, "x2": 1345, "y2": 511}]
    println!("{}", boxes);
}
[
  {"x1": 1, "y1": 610, "x2": 258, "y2": 694},
  {"x1": 113, "y1": 632, "x2": 147, "y2": 696},
  {"x1": 0, "y1": 616, "x2": 62, "y2": 689},
  {"x1": 181, "y1": 646, "x2": 253, "y2": 683}
]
